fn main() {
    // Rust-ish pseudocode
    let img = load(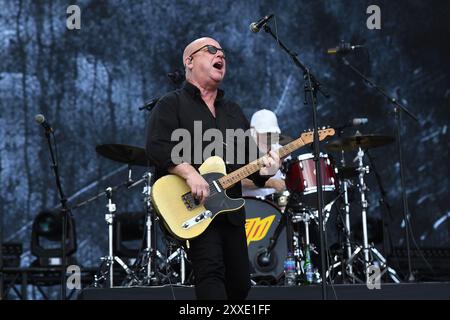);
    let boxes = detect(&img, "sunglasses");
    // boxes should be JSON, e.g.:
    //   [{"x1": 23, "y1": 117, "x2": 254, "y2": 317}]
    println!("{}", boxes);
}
[{"x1": 189, "y1": 44, "x2": 226, "y2": 59}]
